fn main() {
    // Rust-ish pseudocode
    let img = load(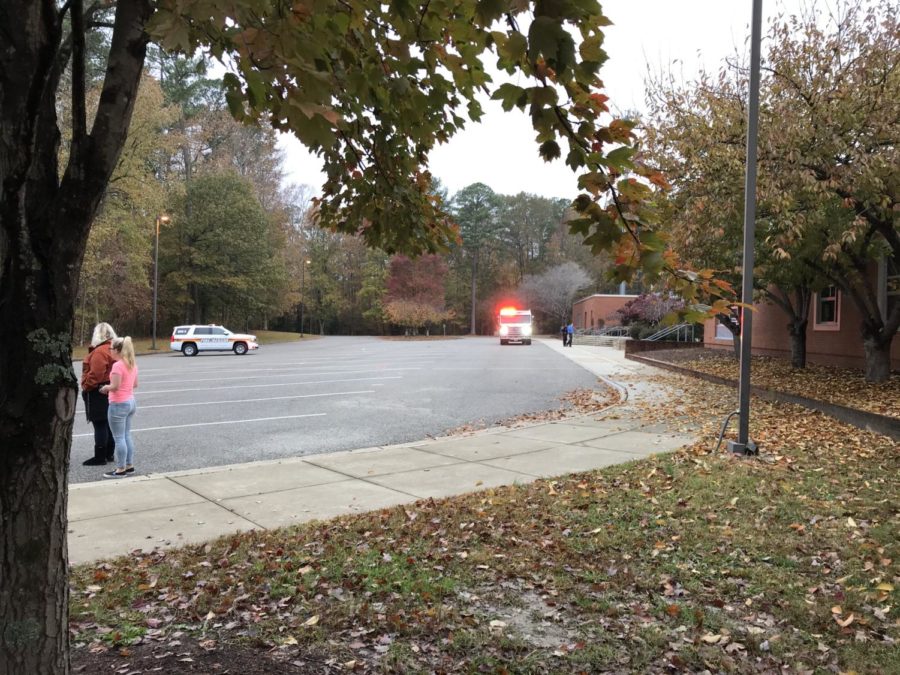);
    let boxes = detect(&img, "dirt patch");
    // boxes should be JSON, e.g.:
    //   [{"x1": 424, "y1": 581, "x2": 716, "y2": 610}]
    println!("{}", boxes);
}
[{"x1": 490, "y1": 590, "x2": 571, "y2": 649}]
